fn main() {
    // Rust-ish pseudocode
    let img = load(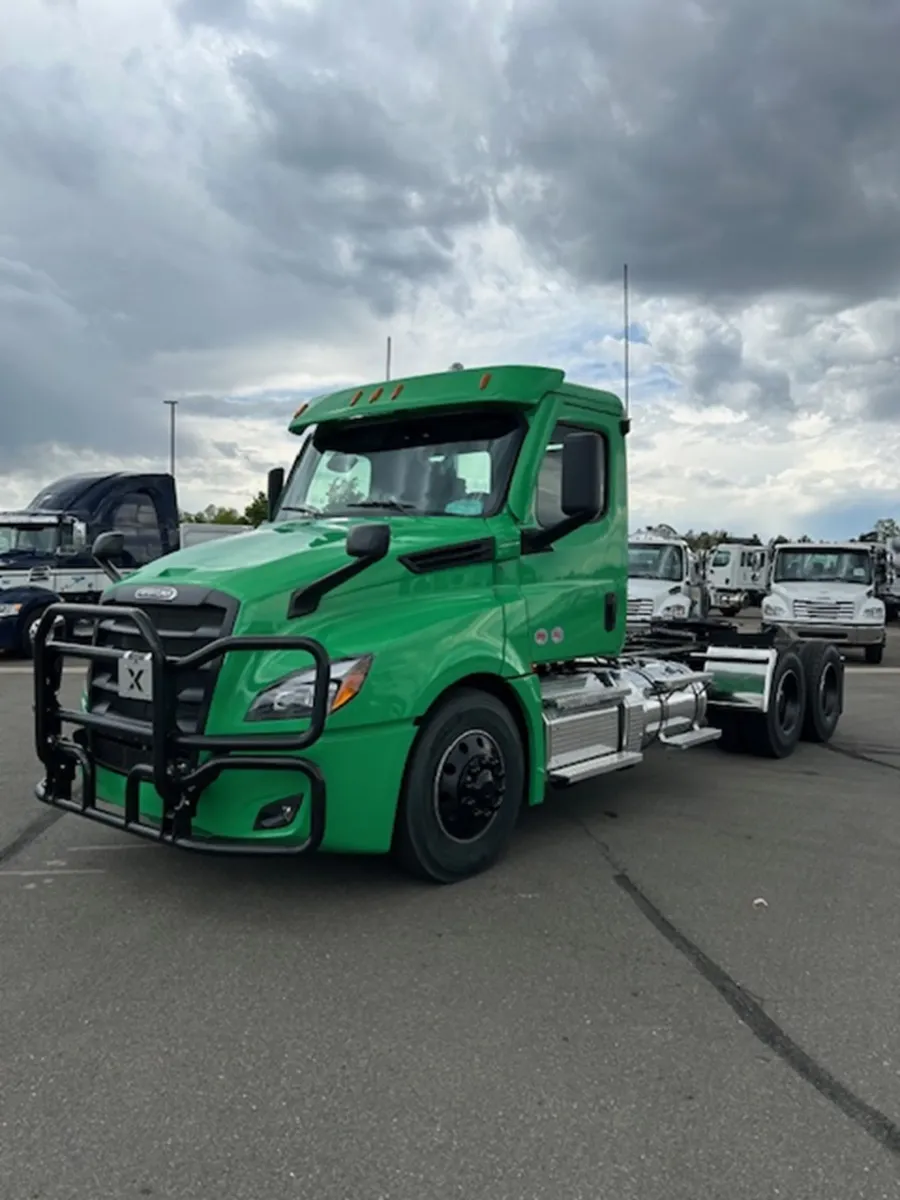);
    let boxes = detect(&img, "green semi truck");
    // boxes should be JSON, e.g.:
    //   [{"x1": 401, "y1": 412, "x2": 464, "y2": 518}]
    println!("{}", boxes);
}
[{"x1": 33, "y1": 365, "x2": 845, "y2": 882}]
